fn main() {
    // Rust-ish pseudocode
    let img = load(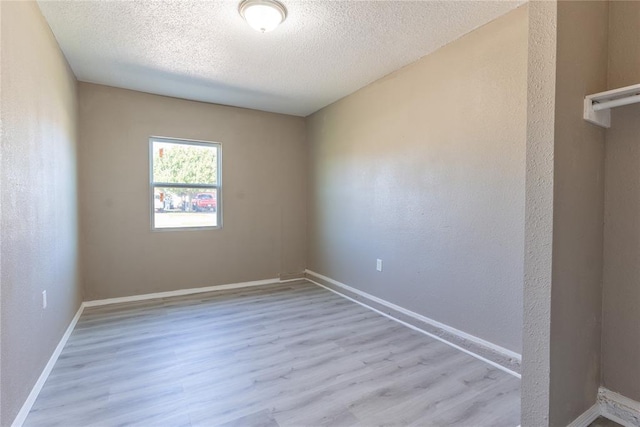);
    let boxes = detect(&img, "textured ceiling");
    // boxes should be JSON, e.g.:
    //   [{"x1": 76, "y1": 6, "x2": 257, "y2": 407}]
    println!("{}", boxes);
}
[{"x1": 38, "y1": 1, "x2": 525, "y2": 117}]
